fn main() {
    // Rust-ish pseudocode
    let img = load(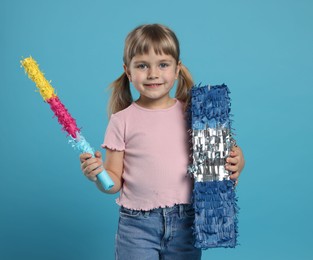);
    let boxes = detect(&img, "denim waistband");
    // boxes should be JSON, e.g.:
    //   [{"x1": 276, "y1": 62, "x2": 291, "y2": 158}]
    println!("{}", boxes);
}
[{"x1": 120, "y1": 204, "x2": 193, "y2": 218}]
